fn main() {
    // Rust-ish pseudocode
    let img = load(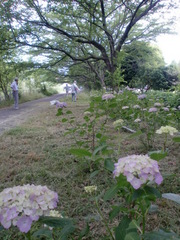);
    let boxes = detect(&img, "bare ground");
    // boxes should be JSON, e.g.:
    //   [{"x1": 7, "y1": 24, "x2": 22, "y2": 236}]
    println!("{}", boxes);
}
[{"x1": 0, "y1": 93, "x2": 65, "y2": 136}]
